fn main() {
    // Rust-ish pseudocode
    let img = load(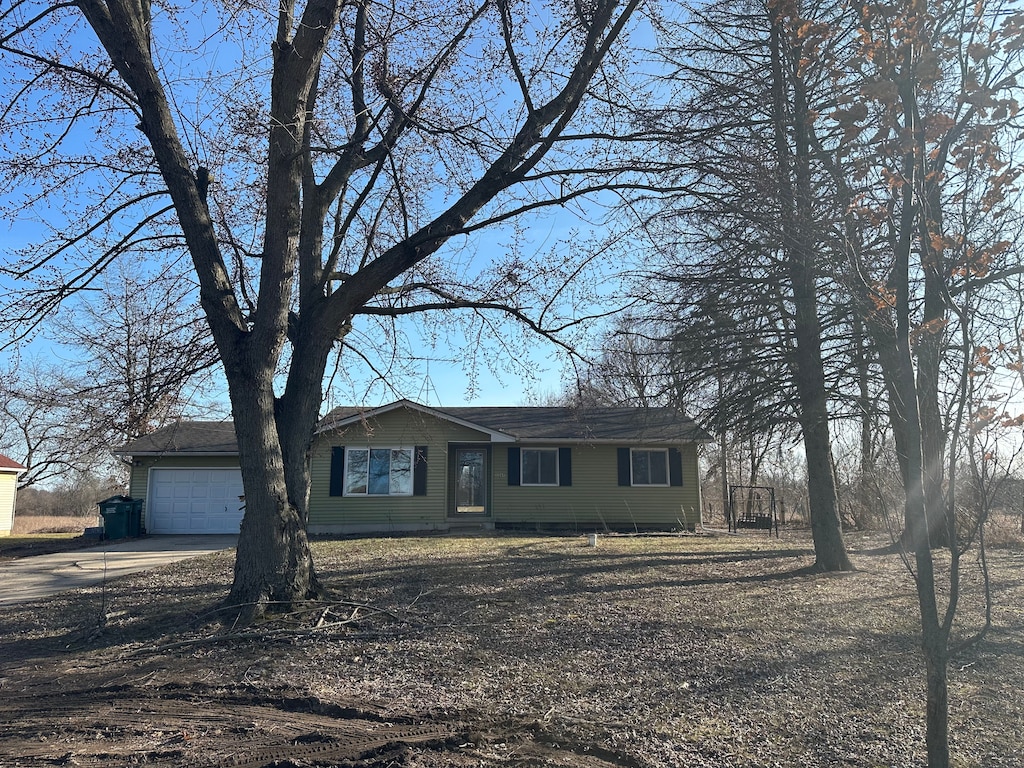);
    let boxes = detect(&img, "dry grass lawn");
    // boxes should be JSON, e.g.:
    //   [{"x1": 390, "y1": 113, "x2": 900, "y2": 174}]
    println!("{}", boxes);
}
[
  {"x1": 1, "y1": 528, "x2": 1022, "y2": 767},
  {"x1": 10, "y1": 513, "x2": 97, "y2": 535}
]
